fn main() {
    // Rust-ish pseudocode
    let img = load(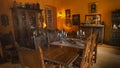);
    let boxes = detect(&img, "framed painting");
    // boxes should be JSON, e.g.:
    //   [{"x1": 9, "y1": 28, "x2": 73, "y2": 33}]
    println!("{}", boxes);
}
[
  {"x1": 0, "y1": 14, "x2": 9, "y2": 26},
  {"x1": 65, "y1": 9, "x2": 72, "y2": 27},
  {"x1": 72, "y1": 14, "x2": 80, "y2": 25},
  {"x1": 85, "y1": 14, "x2": 101, "y2": 24},
  {"x1": 88, "y1": 2, "x2": 97, "y2": 13},
  {"x1": 65, "y1": 9, "x2": 71, "y2": 19}
]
